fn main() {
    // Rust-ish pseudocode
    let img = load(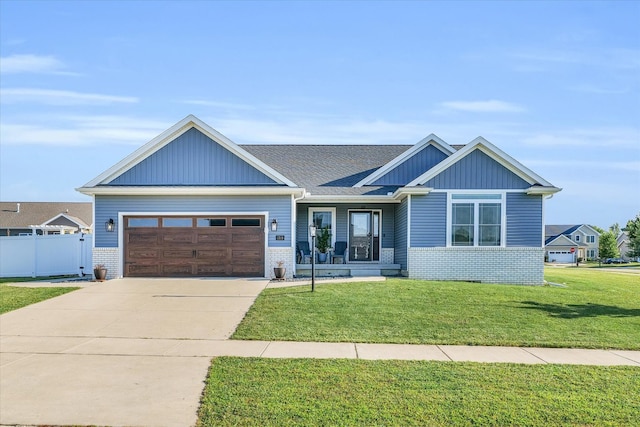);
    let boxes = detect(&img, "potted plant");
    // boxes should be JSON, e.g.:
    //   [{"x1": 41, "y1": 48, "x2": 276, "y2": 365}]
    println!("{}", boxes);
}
[
  {"x1": 316, "y1": 227, "x2": 332, "y2": 263},
  {"x1": 93, "y1": 264, "x2": 107, "y2": 281},
  {"x1": 274, "y1": 260, "x2": 286, "y2": 280}
]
